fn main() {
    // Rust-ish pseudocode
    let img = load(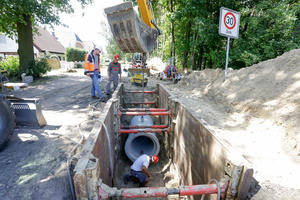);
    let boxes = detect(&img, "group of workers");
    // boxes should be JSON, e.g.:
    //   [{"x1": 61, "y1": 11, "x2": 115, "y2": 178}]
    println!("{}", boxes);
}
[
  {"x1": 84, "y1": 45, "x2": 159, "y2": 187},
  {"x1": 84, "y1": 45, "x2": 122, "y2": 101}
]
